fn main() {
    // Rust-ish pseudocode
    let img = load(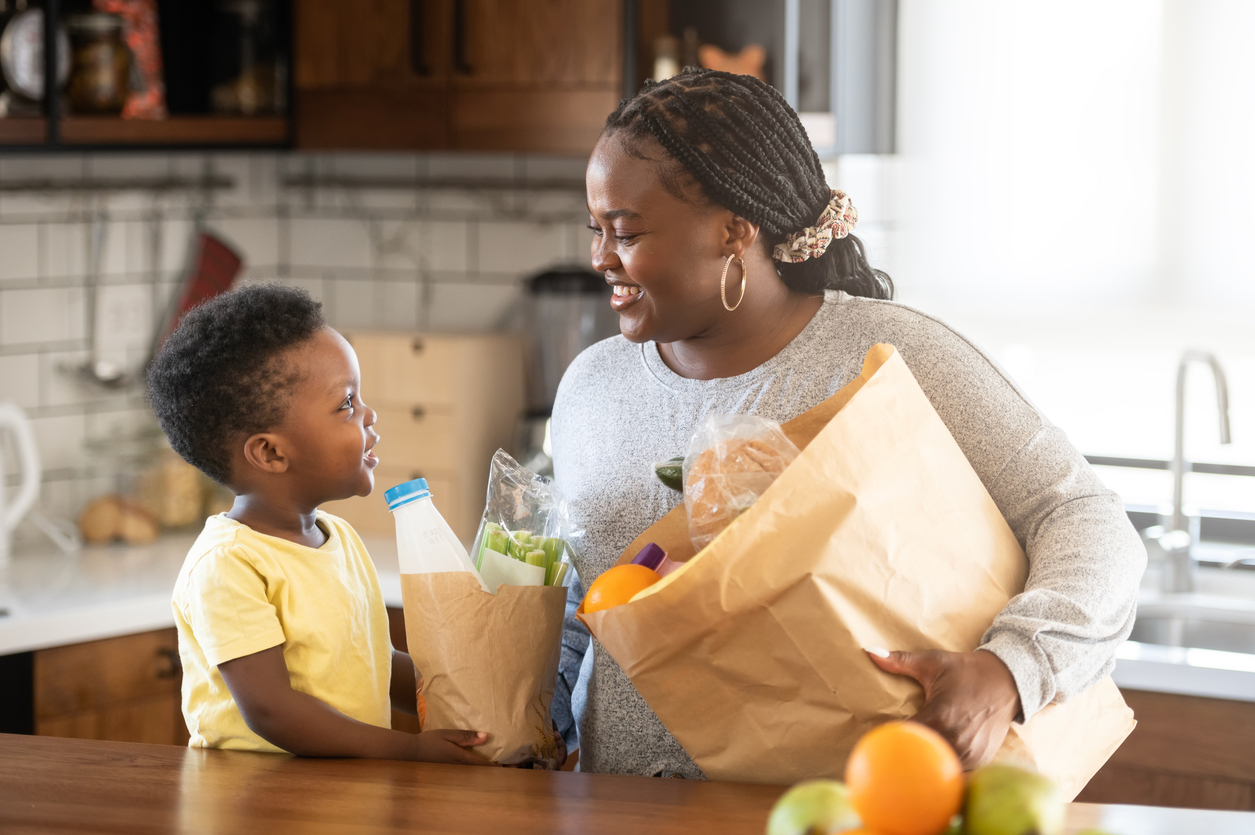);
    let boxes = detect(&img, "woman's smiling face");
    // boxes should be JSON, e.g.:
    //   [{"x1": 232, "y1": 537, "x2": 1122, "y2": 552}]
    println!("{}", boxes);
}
[{"x1": 586, "y1": 134, "x2": 732, "y2": 345}]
